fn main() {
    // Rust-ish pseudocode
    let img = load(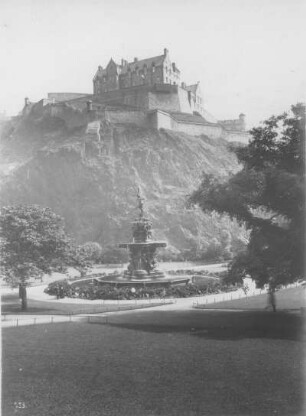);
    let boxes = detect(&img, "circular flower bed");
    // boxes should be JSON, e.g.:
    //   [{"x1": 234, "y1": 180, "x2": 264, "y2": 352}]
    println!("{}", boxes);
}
[{"x1": 44, "y1": 279, "x2": 239, "y2": 301}]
